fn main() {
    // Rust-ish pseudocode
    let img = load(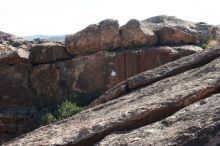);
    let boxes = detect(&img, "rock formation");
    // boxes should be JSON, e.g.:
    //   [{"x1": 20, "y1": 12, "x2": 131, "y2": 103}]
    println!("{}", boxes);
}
[
  {"x1": 65, "y1": 19, "x2": 121, "y2": 55},
  {"x1": 0, "y1": 31, "x2": 17, "y2": 43},
  {"x1": 3, "y1": 46, "x2": 220, "y2": 146},
  {"x1": 0, "y1": 15, "x2": 220, "y2": 144}
]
